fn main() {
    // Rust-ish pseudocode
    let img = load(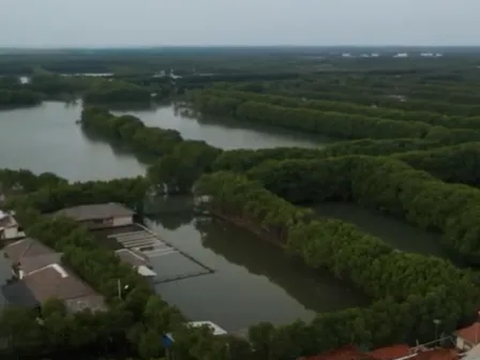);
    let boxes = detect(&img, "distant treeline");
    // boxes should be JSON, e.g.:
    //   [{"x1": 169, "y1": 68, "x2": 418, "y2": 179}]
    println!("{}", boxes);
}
[
  {"x1": 230, "y1": 80, "x2": 480, "y2": 117},
  {"x1": 198, "y1": 89, "x2": 480, "y2": 130},
  {"x1": 0, "y1": 89, "x2": 41, "y2": 107},
  {"x1": 189, "y1": 90, "x2": 480, "y2": 143}
]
